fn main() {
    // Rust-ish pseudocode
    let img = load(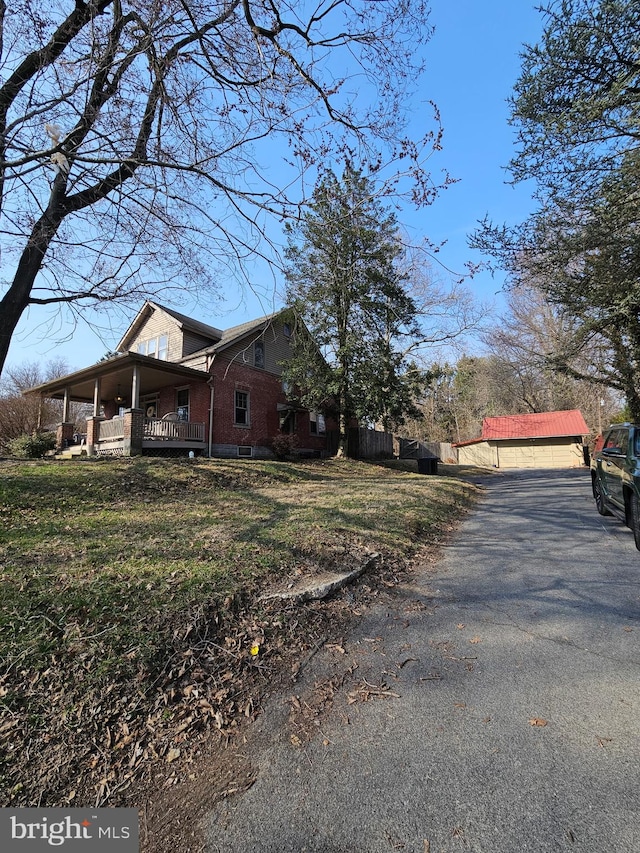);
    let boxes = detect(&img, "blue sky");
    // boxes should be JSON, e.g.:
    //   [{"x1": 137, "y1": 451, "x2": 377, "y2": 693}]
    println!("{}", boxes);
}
[{"x1": 4, "y1": 0, "x2": 545, "y2": 374}]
